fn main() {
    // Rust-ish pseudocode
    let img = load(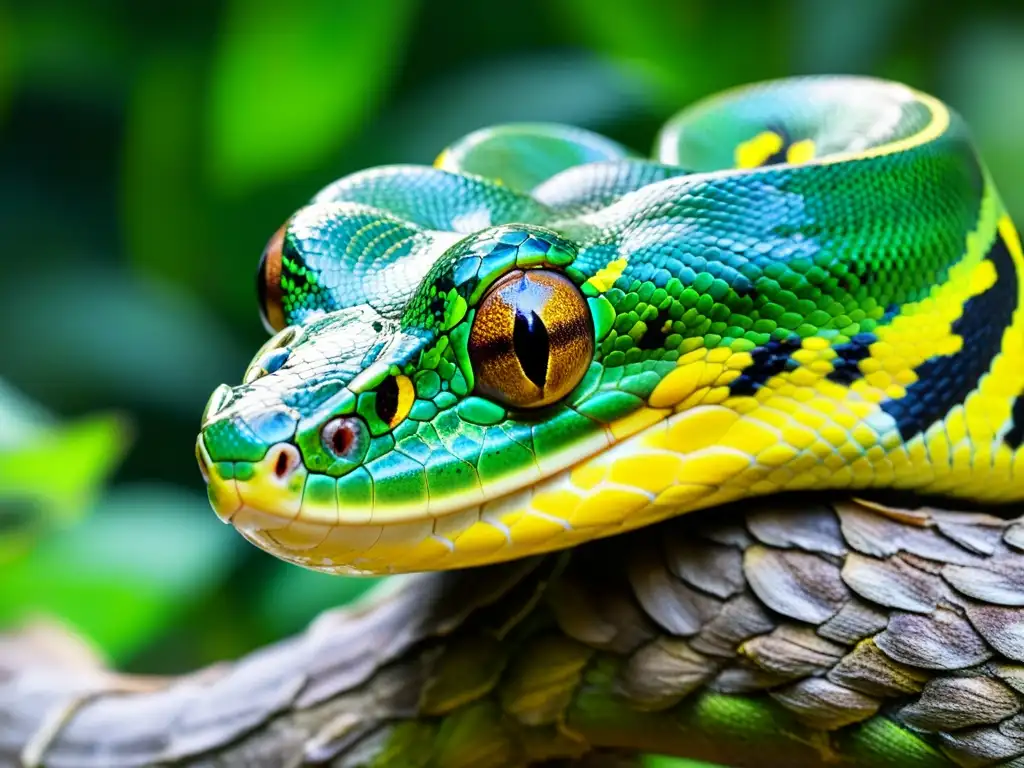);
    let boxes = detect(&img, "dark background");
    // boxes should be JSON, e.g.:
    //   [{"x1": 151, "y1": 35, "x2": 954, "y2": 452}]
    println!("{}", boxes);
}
[{"x1": 1, "y1": 3, "x2": 1022, "y2": 756}]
